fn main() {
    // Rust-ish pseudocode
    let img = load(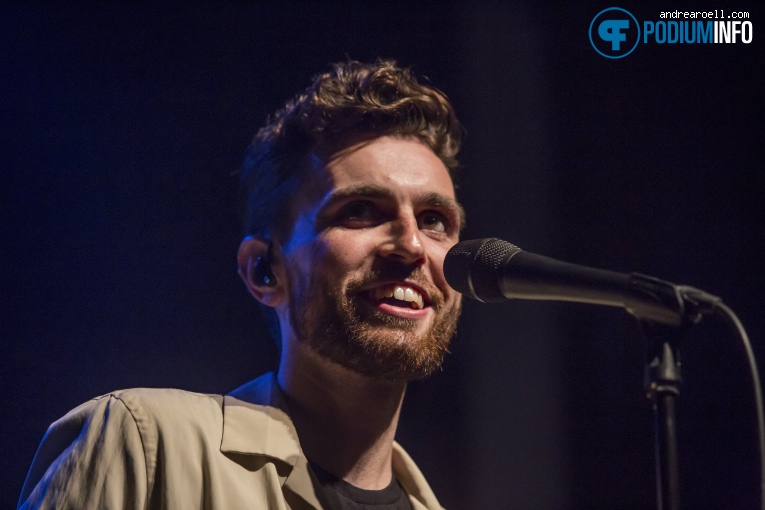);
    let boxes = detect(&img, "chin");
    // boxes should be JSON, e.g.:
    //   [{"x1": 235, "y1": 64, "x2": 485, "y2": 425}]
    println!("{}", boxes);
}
[{"x1": 328, "y1": 327, "x2": 450, "y2": 381}]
